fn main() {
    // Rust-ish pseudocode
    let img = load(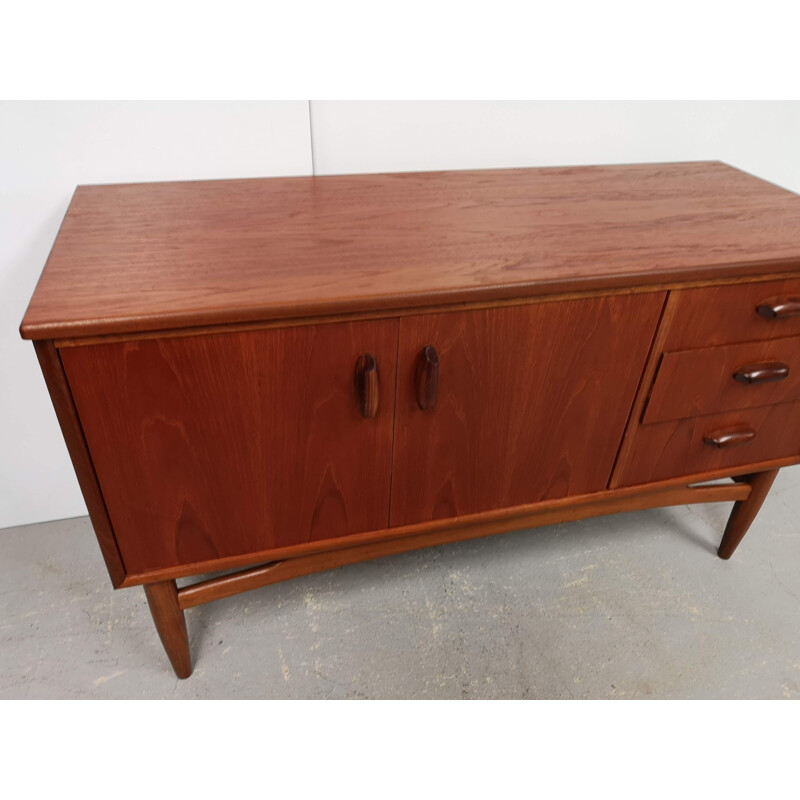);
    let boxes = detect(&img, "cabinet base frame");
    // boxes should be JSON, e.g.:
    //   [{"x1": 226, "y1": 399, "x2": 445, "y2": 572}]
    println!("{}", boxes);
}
[{"x1": 143, "y1": 473, "x2": 775, "y2": 679}]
